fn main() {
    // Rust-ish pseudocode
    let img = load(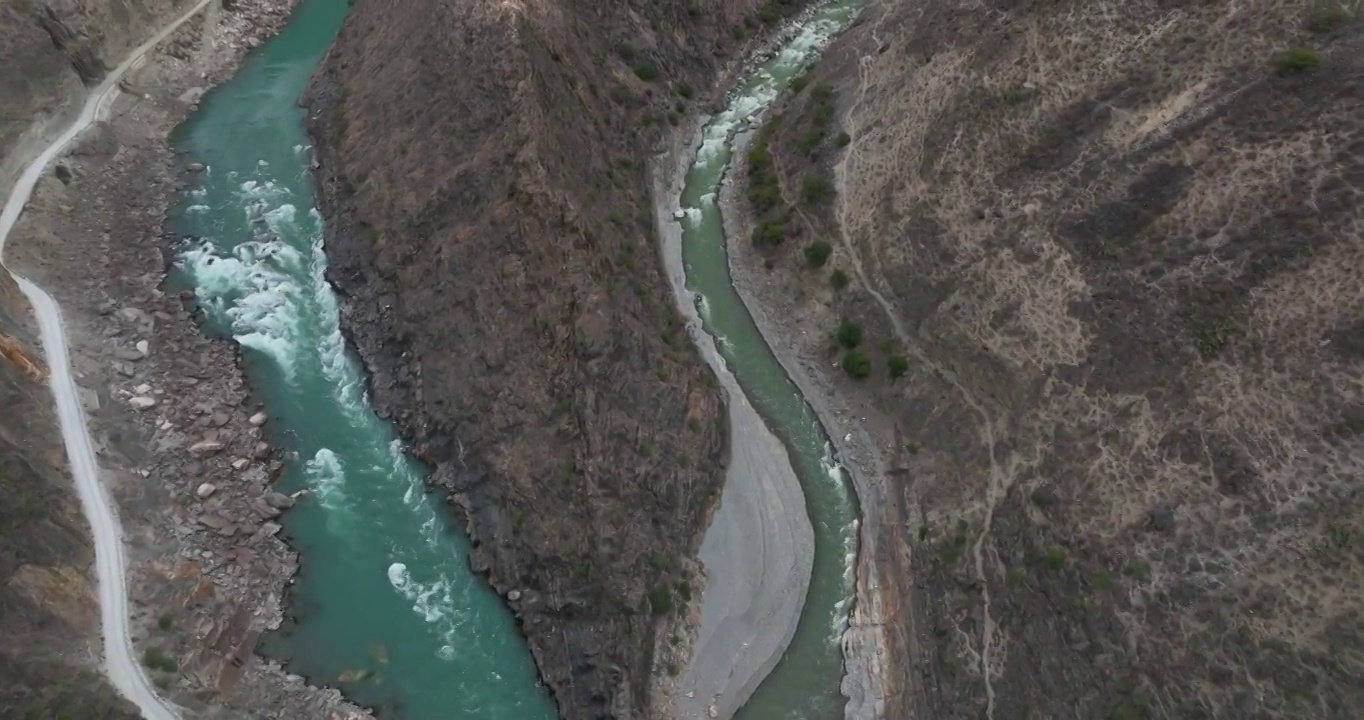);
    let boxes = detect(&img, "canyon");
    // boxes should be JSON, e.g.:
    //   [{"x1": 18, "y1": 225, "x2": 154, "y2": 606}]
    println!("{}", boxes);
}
[{"x1": 5, "y1": 0, "x2": 1364, "y2": 719}]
